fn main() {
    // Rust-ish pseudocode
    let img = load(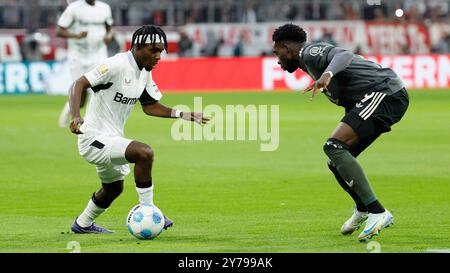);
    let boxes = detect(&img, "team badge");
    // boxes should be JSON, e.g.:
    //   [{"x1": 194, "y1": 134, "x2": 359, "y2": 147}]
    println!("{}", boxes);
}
[{"x1": 309, "y1": 46, "x2": 328, "y2": 57}]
